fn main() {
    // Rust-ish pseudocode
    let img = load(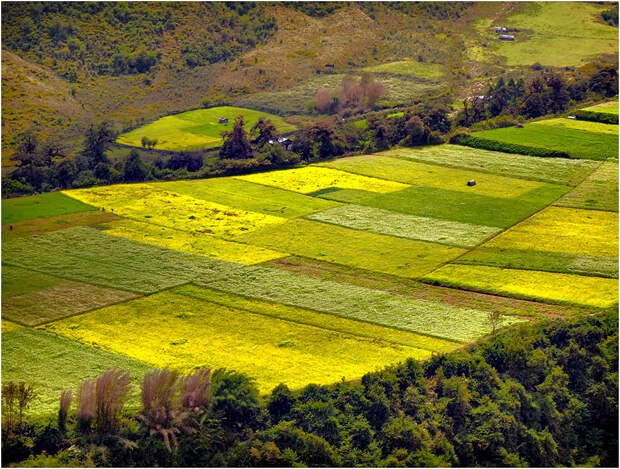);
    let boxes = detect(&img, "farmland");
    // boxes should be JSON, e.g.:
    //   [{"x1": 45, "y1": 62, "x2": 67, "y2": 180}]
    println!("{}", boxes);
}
[
  {"x1": 116, "y1": 106, "x2": 296, "y2": 151},
  {"x1": 361, "y1": 60, "x2": 445, "y2": 79},
  {"x1": 2, "y1": 139, "x2": 617, "y2": 421},
  {"x1": 582, "y1": 100, "x2": 619, "y2": 114},
  {"x1": 473, "y1": 120, "x2": 619, "y2": 160},
  {"x1": 2, "y1": 192, "x2": 96, "y2": 225}
]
